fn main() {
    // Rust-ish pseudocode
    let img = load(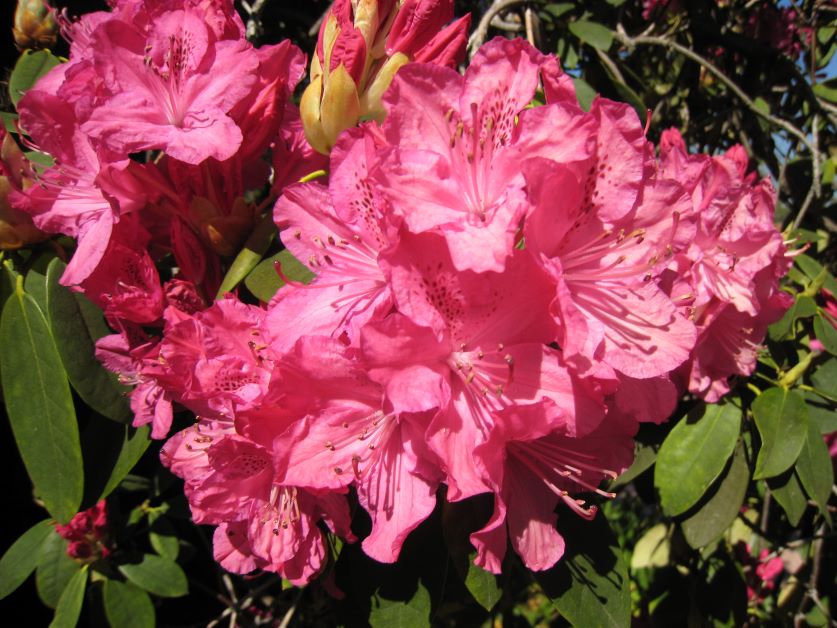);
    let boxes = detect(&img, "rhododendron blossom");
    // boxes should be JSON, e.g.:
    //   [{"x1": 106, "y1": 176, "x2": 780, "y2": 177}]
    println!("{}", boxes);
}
[{"x1": 8, "y1": 0, "x2": 792, "y2": 590}]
